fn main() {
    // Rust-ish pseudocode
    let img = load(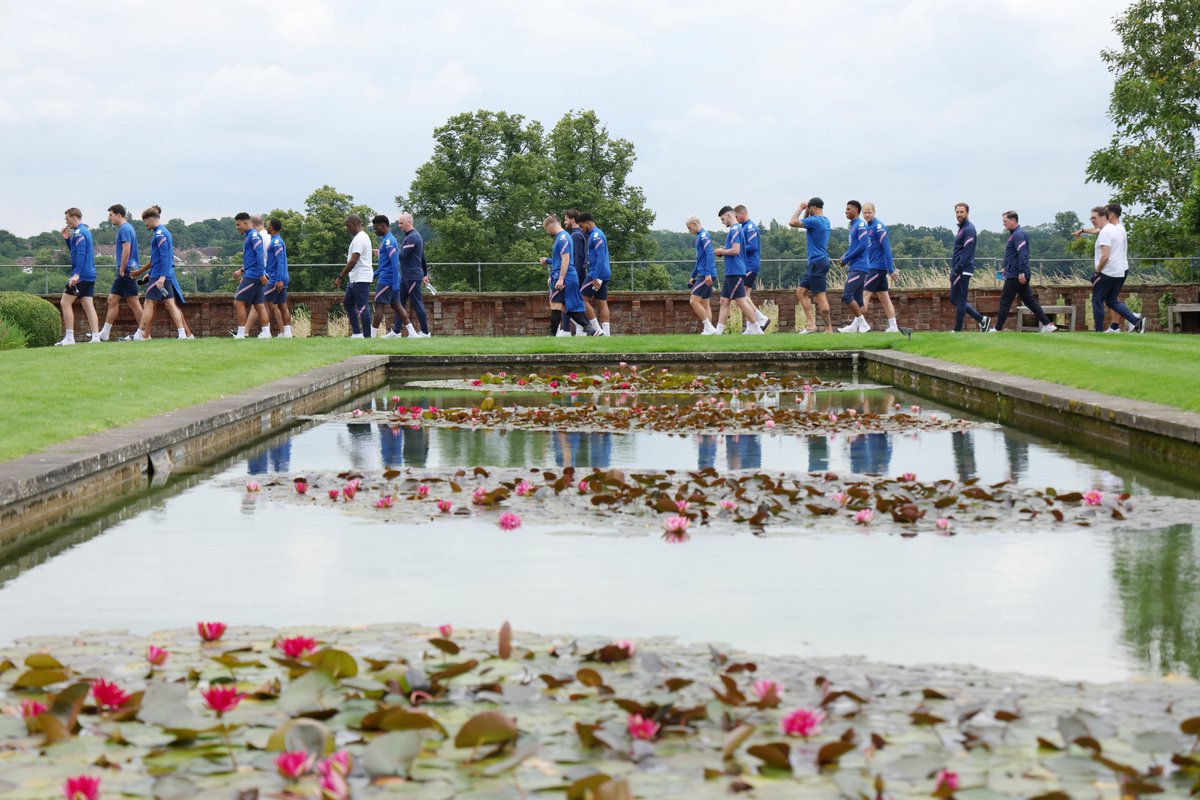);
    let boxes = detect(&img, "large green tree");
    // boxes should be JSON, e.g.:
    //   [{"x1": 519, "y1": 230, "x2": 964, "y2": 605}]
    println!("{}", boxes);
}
[
  {"x1": 296, "y1": 185, "x2": 375, "y2": 290},
  {"x1": 1086, "y1": 0, "x2": 1200, "y2": 262}
]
